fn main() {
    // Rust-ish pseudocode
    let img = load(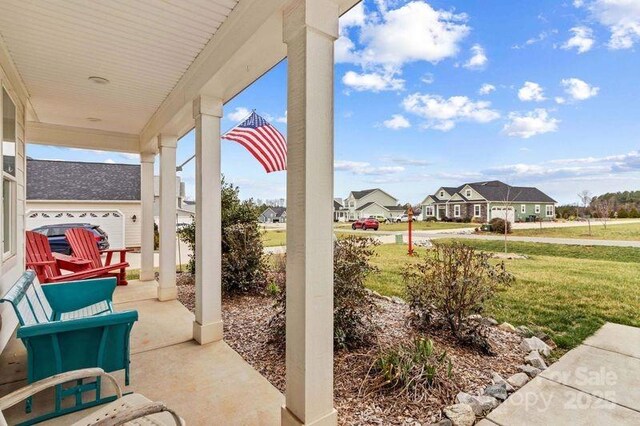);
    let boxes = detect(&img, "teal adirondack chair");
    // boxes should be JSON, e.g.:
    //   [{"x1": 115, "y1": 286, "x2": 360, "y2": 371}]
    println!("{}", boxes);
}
[{"x1": 0, "y1": 271, "x2": 138, "y2": 425}]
